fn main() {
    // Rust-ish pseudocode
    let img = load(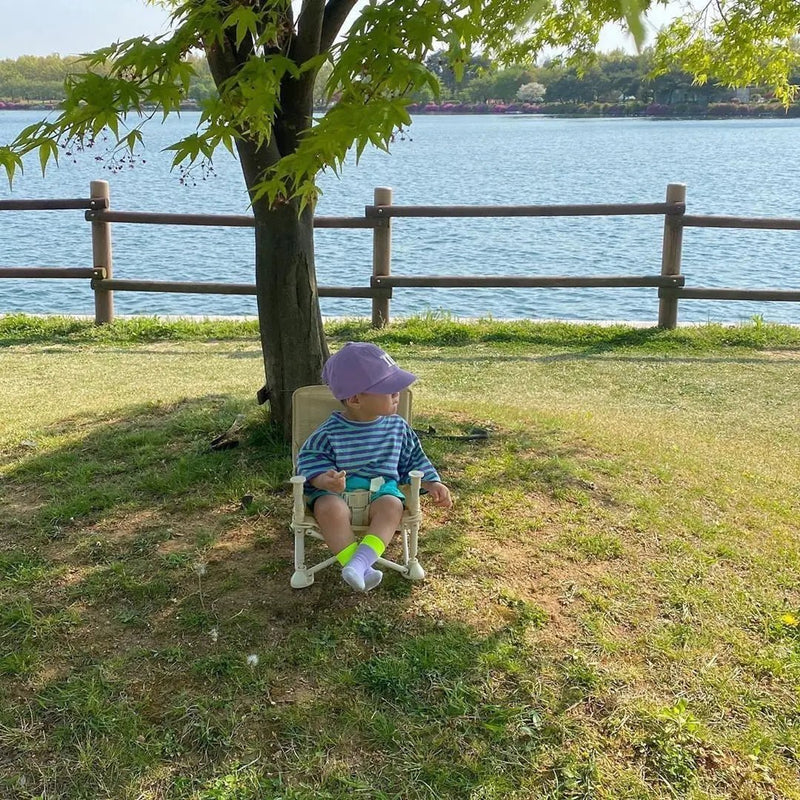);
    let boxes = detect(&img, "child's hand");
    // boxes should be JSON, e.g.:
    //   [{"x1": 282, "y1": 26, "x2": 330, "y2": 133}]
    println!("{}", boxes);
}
[
  {"x1": 311, "y1": 470, "x2": 347, "y2": 493},
  {"x1": 422, "y1": 481, "x2": 452, "y2": 508}
]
